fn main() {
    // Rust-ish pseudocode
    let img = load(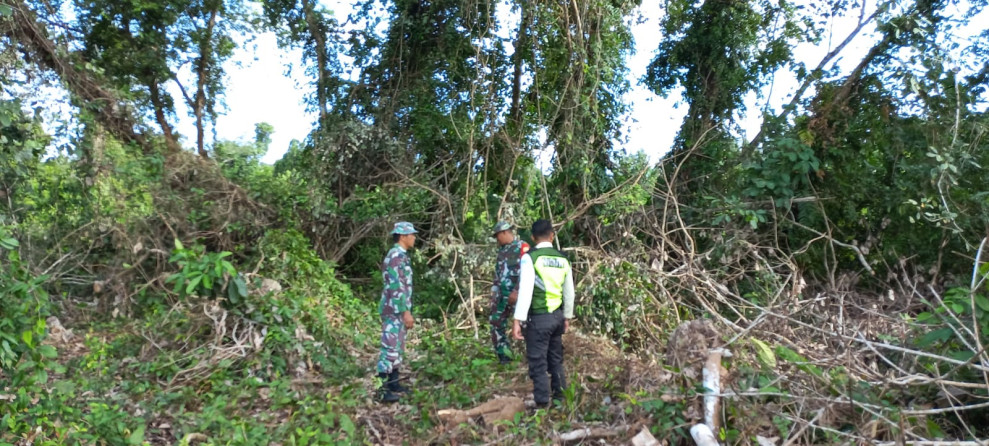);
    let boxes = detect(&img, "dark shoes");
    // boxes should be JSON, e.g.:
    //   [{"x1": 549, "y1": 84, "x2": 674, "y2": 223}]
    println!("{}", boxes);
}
[
  {"x1": 497, "y1": 353, "x2": 512, "y2": 365},
  {"x1": 388, "y1": 369, "x2": 410, "y2": 393},
  {"x1": 534, "y1": 396, "x2": 564, "y2": 410},
  {"x1": 377, "y1": 369, "x2": 411, "y2": 403},
  {"x1": 380, "y1": 391, "x2": 400, "y2": 403},
  {"x1": 377, "y1": 372, "x2": 401, "y2": 403}
]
